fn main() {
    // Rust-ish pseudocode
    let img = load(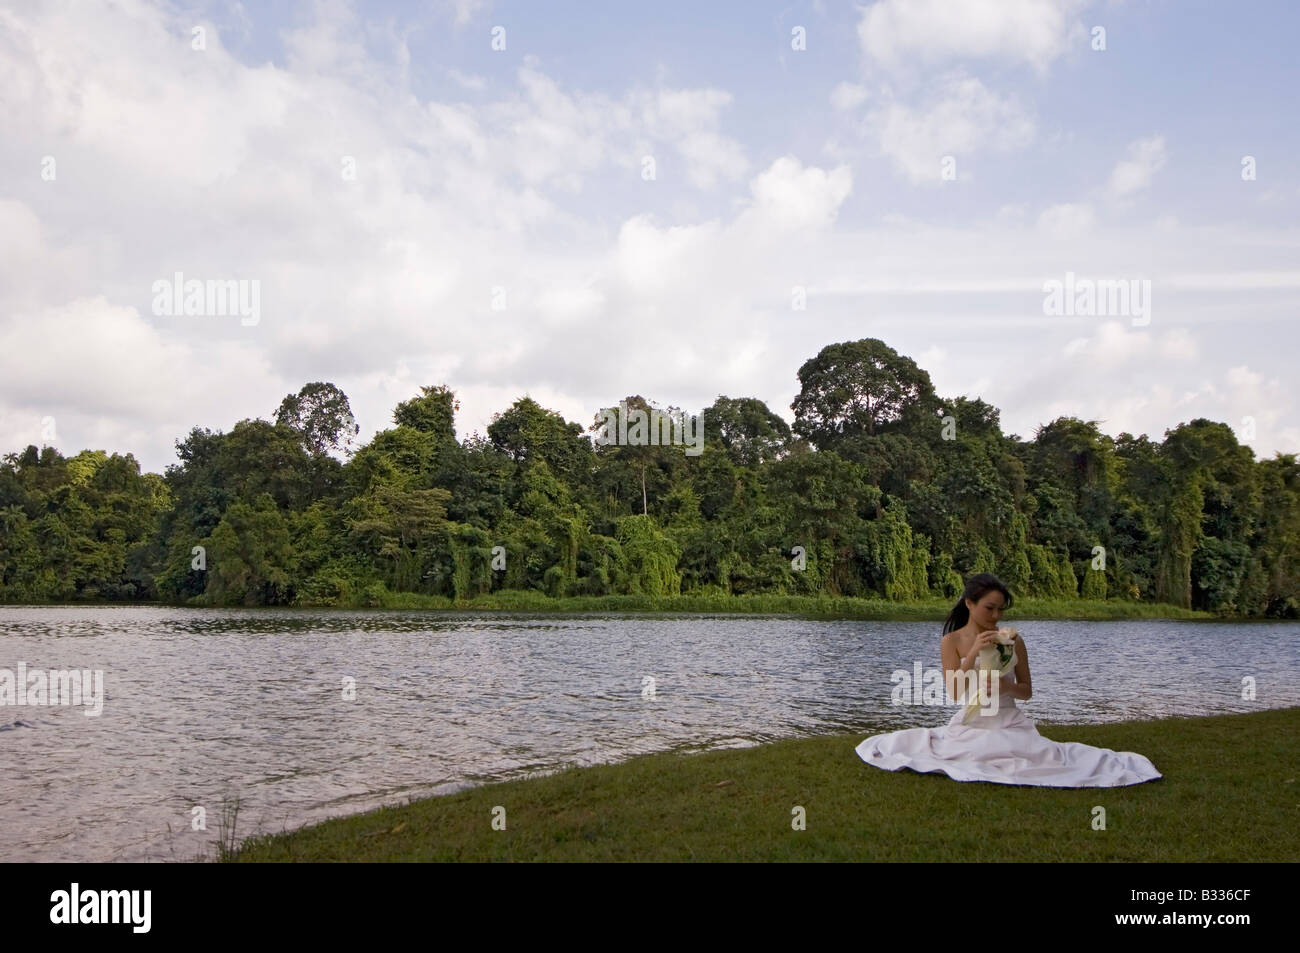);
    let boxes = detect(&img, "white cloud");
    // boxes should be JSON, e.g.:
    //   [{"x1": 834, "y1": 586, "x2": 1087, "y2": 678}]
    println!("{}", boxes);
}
[
  {"x1": 0, "y1": 3, "x2": 295, "y2": 192},
  {"x1": 641, "y1": 87, "x2": 734, "y2": 135},
  {"x1": 857, "y1": 0, "x2": 1088, "y2": 75},
  {"x1": 870, "y1": 75, "x2": 1034, "y2": 184},
  {"x1": 1037, "y1": 202, "x2": 1095, "y2": 238},
  {"x1": 441, "y1": 0, "x2": 490, "y2": 27},
  {"x1": 613, "y1": 215, "x2": 722, "y2": 297},
  {"x1": 1, "y1": 0, "x2": 1297, "y2": 475},
  {"x1": 741, "y1": 156, "x2": 853, "y2": 231},
  {"x1": 632, "y1": 87, "x2": 750, "y2": 188},
  {"x1": 675, "y1": 130, "x2": 750, "y2": 190},
  {"x1": 0, "y1": 296, "x2": 275, "y2": 458},
  {"x1": 533, "y1": 281, "x2": 606, "y2": 329},
  {"x1": 446, "y1": 67, "x2": 487, "y2": 90},
  {"x1": 1160, "y1": 327, "x2": 1199, "y2": 361},
  {"x1": 1222, "y1": 365, "x2": 1292, "y2": 450},
  {"x1": 988, "y1": 322, "x2": 1300, "y2": 454},
  {"x1": 1108, "y1": 135, "x2": 1168, "y2": 198},
  {"x1": 830, "y1": 82, "x2": 869, "y2": 111},
  {"x1": 1058, "y1": 320, "x2": 1197, "y2": 365}
]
